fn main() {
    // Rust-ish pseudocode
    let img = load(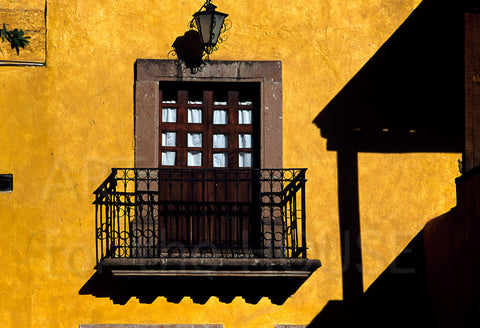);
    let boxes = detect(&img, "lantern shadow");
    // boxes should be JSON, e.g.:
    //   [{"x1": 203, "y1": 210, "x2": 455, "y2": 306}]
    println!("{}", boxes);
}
[{"x1": 171, "y1": 30, "x2": 206, "y2": 73}]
